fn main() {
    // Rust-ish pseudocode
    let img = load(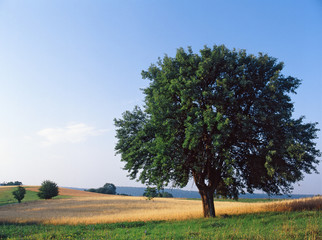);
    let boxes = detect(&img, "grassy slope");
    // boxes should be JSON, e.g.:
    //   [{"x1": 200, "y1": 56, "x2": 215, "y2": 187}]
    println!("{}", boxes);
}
[
  {"x1": 0, "y1": 187, "x2": 68, "y2": 206},
  {"x1": 0, "y1": 211, "x2": 320, "y2": 239},
  {"x1": 0, "y1": 188, "x2": 38, "y2": 206}
]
